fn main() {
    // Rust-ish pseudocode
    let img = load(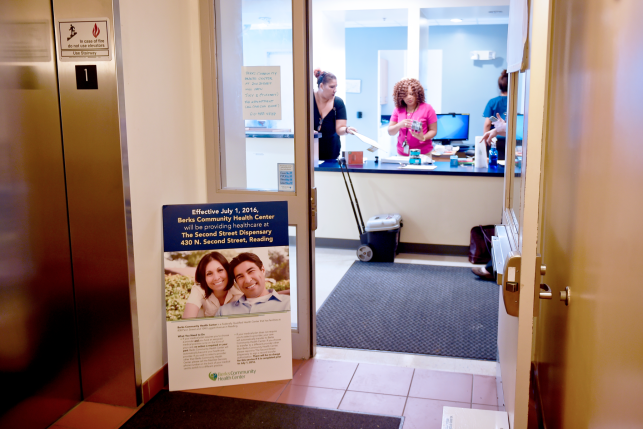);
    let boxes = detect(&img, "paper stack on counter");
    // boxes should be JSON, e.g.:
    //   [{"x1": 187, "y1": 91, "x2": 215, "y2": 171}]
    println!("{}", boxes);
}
[
  {"x1": 381, "y1": 155, "x2": 433, "y2": 164},
  {"x1": 399, "y1": 164, "x2": 437, "y2": 171}
]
